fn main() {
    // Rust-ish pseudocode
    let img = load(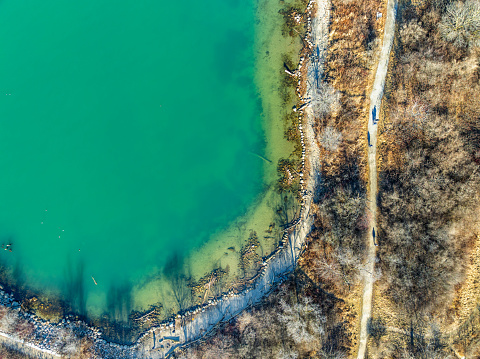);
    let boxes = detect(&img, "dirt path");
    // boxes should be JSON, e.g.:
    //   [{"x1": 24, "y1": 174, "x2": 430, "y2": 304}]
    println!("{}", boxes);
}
[{"x1": 356, "y1": 0, "x2": 396, "y2": 358}]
